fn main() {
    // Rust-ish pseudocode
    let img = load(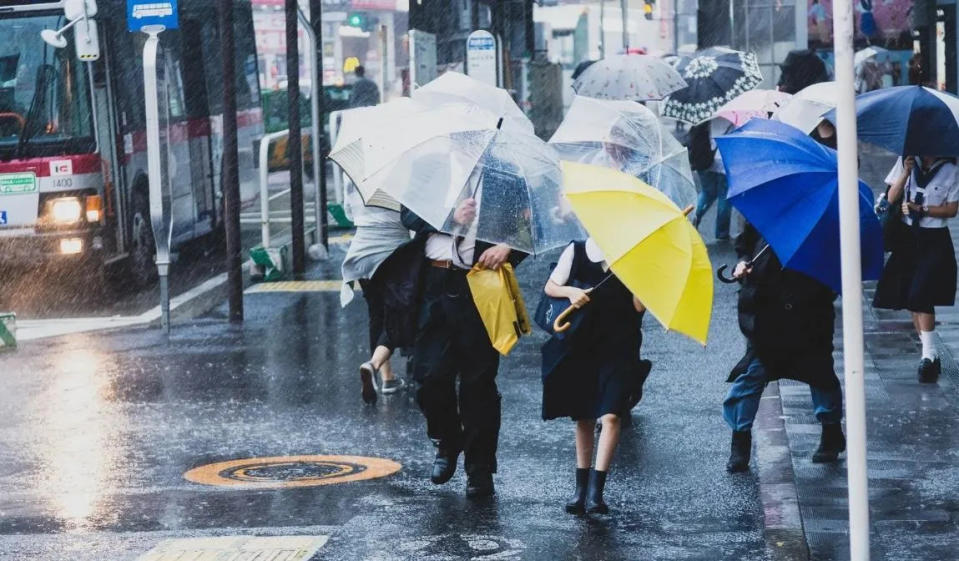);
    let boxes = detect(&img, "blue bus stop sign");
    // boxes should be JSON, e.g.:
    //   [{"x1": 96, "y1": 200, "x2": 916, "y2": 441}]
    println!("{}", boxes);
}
[{"x1": 127, "y1": 0, "x2": 179, "y2": 32}]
